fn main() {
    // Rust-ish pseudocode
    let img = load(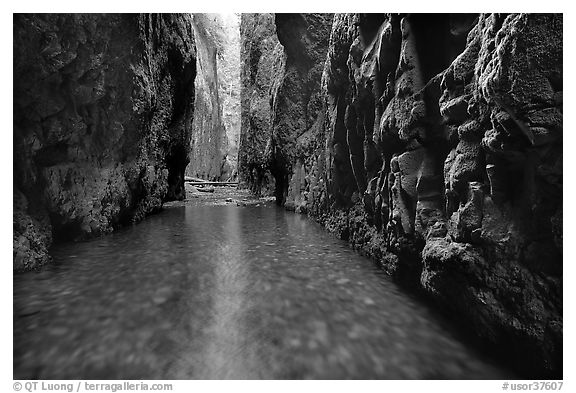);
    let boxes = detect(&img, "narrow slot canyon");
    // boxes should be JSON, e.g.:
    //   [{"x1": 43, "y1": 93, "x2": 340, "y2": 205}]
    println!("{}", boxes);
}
[{"x1": 13, "y1": 13, "x2": 563, "y2": 380}]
